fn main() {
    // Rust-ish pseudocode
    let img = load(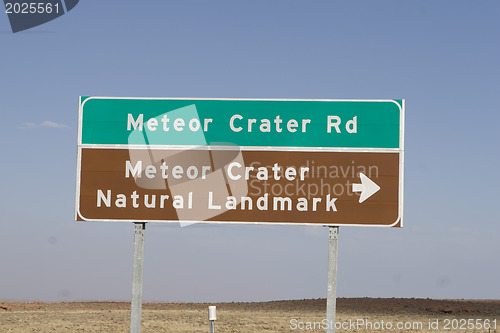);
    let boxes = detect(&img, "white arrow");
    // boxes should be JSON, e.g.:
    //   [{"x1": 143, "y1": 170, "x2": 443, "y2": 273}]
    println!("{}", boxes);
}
[{"x1": 352, "y1": 173, "x2": 380, "y2": 203}]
